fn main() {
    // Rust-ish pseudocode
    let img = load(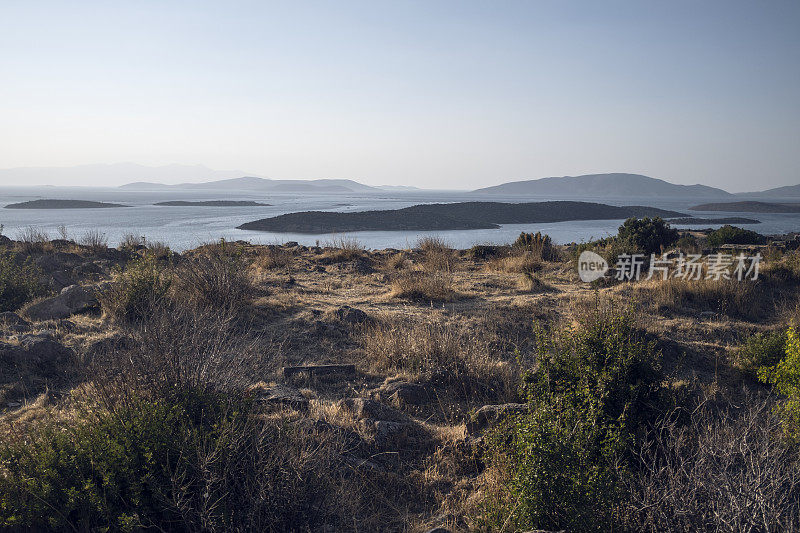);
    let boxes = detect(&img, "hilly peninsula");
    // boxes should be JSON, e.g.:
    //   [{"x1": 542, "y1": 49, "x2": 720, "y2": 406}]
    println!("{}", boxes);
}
[
  {"x1": 154, "y1": 200, "x2": 270, "y2": 207},
  {"x1": 237, "y1": 201, "x2": 684, "y2": 233},
  {"x1": 689, "y1": 201, "x2": 800, "y2": 213},
  {"x1": 4, "y1": 199, "x2": 129, "y2": 209}
]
